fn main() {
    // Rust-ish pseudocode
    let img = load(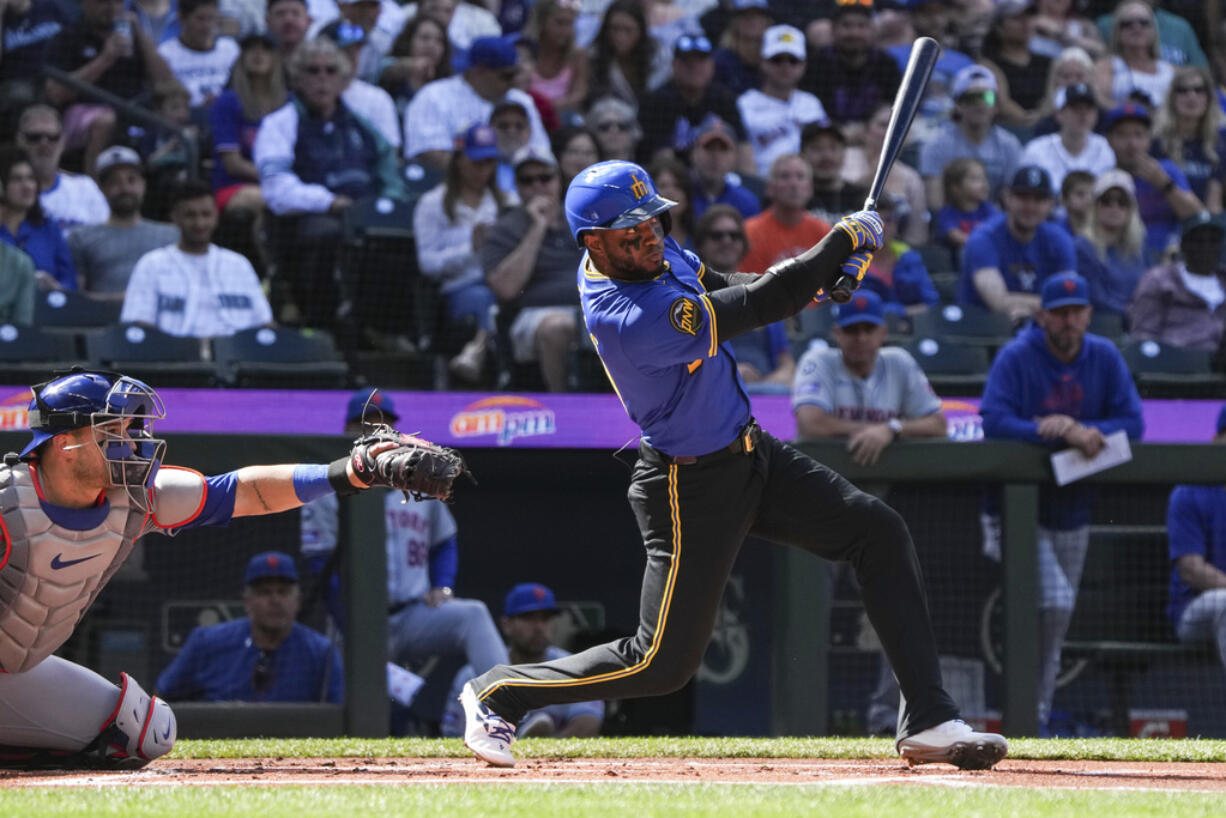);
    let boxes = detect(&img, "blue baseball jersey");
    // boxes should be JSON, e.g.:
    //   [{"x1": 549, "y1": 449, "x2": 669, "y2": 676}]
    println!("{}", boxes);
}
[
  {"x1": 1166, "y1": 484, "x2": 1226, "y2": 626},
  {"x1": 980, "y1": 324, "x2": 1144, "y2": 529},
  {"x1": 156, "y1": 618, "x2": 343, "y2": 703},
  {"x1": 579, "y1": 236, "x2": 751, "y2": 456},
  {"x1": 957, "y1": 213, "x2": 1077, "y2": 308}
]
